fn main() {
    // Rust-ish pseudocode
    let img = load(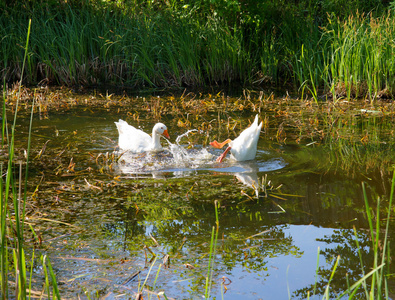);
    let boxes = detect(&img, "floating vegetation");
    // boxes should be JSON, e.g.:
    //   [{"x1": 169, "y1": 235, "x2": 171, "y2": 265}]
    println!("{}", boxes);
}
[
  {"x1": 1, "y1": 84, "x2": 395, "y2": 298},
  {"x1": 3, "y1": 86, "x2": 395, "y2": 176}
]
